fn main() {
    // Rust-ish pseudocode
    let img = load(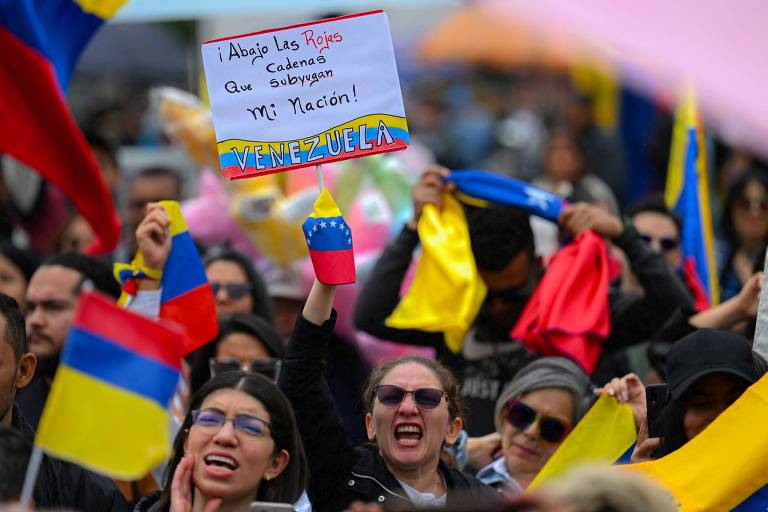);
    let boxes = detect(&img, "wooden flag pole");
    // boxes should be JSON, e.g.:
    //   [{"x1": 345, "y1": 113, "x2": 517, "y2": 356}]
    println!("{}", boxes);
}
[
  {"x1": 316, "y1": 164, "x2": 325, "y2": 191},
  {"x1": 753, "y1": 253, "x2": 768, "y2": 358}
]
